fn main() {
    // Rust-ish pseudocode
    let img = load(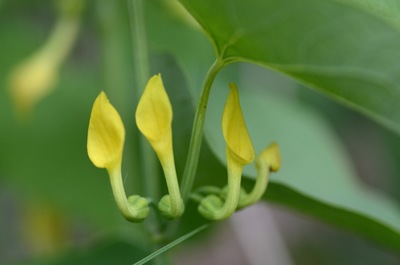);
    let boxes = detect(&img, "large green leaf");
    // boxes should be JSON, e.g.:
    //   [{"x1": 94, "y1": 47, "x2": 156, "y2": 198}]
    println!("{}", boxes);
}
[
  {"x1": 255, "y1": 182, "x2": 400, "y2": 253},
  {"x1": 178, "y1": 0, "x2": 400, "y2": 133},
  {"x1": 335, "y1": 0, "x2": 400, "y2": 30}
]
